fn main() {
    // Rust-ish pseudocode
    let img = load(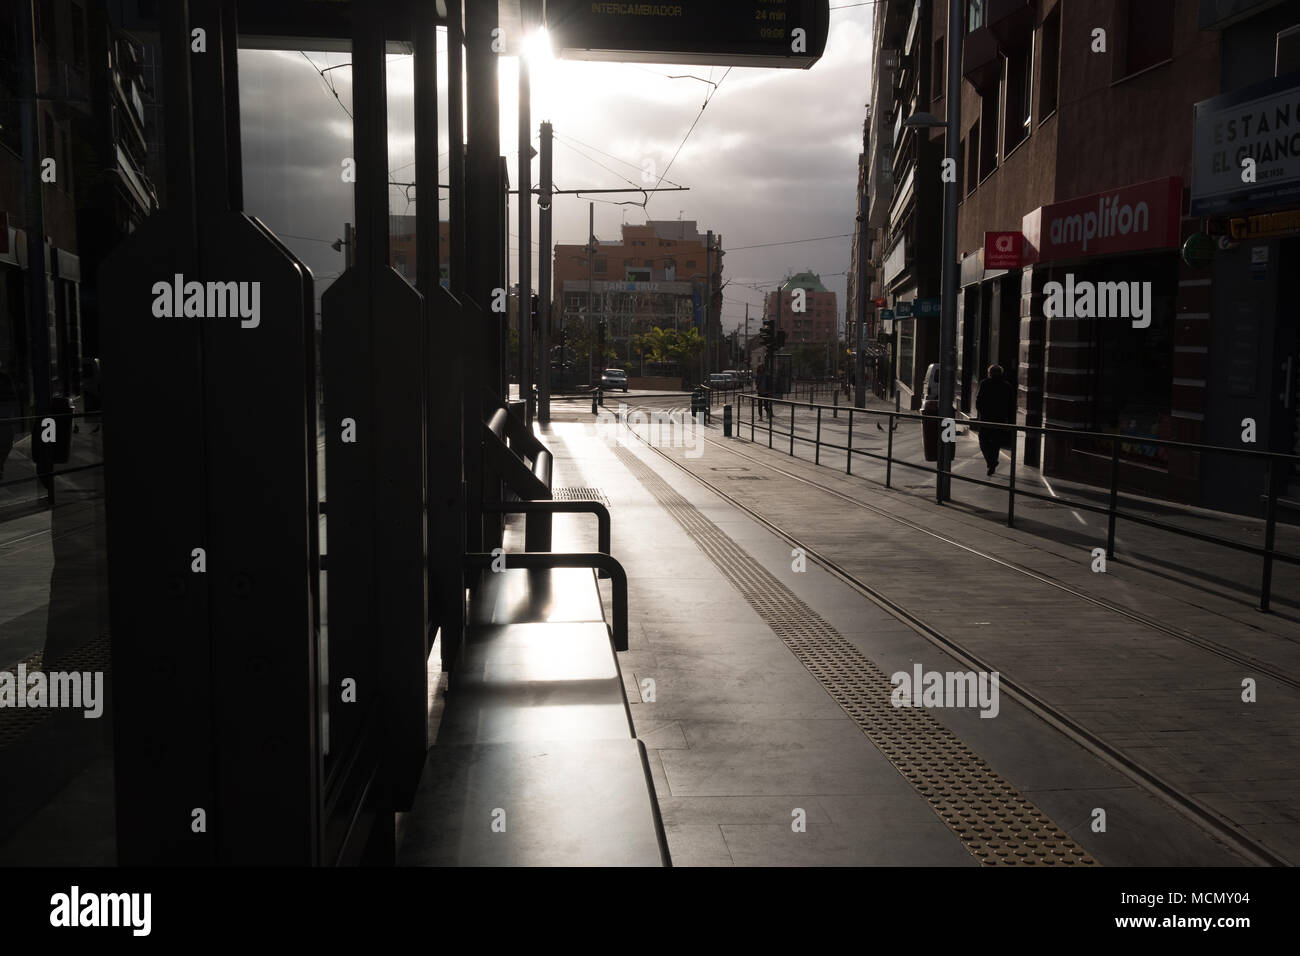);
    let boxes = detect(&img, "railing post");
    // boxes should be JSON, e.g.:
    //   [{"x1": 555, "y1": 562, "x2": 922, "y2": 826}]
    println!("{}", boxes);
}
[
  {"x1": 1007, "y1": 428, "x2": 1017, "y2": 527},
  {"x1": 1106, "y1": 437, "x2": 1120, "y2": 559},
  {"x1": 768, "y1": 400, "x2": 773, "y2": 449},
  {"x1": 1261, "y1": 458, "x2": 1279, "y2": 612},
  {"x1": 833, "y1": 390, "x2": 839, "y2": 419},
  {"x1": 886, "y1": 412, "x2": 894, "y2": 488},
  {"x1": 750, "y1": 394, "x2": 755, "y2": 442},
  {"x1": 815, "y1": 406, "x2": 822, "y2": 465},
  {"x1": 789, "y1": 402, "x2": 795, "y2": 456},
  {"x1": 846, "y1": 408, "x2": 853, "y2": 475}
]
